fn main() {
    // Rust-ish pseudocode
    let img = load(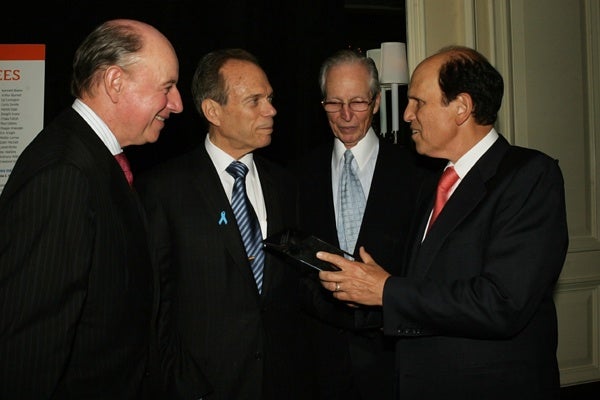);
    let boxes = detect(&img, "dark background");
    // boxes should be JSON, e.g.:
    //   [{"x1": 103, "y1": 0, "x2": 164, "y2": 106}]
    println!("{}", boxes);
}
[
  {"x1": 5, "y1": 2, "x2": 600, "y2": 397},
  {"x1": 3, "y1": 0, "x2": 407, "y2": 172}
]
